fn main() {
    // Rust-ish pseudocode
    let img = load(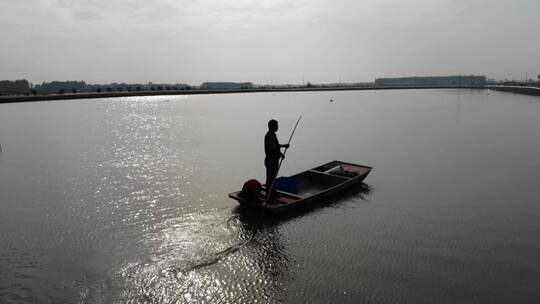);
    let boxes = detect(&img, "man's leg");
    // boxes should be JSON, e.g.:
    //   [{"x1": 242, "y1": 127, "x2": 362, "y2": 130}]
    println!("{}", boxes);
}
[{"x1": 265, "y1": 164, "x2": 278, "y2": 202}]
